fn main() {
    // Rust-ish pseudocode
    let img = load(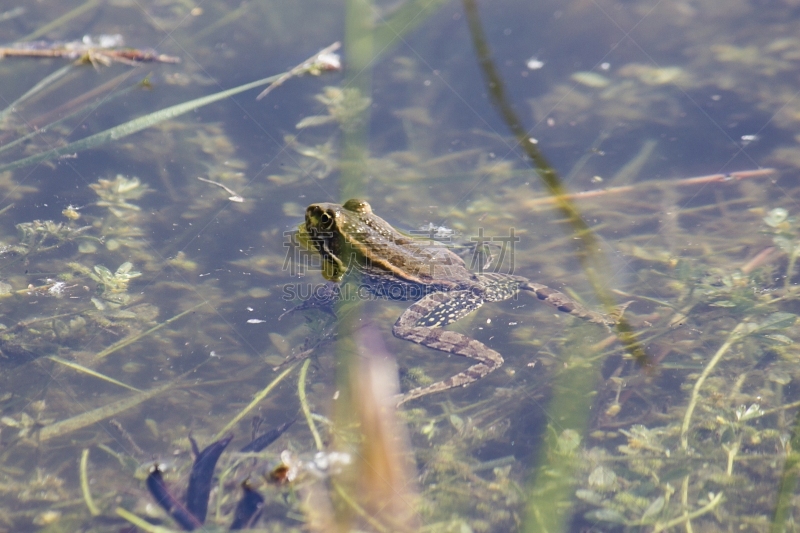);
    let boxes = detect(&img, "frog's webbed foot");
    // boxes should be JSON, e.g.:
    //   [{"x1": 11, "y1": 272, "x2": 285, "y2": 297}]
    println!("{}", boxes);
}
[
  {"x1": 393, "y1": 291, "x2": 502, "y2": 406},
  {"x1": 520, "y1": 281, "x2": 617, "y2": 327}
]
